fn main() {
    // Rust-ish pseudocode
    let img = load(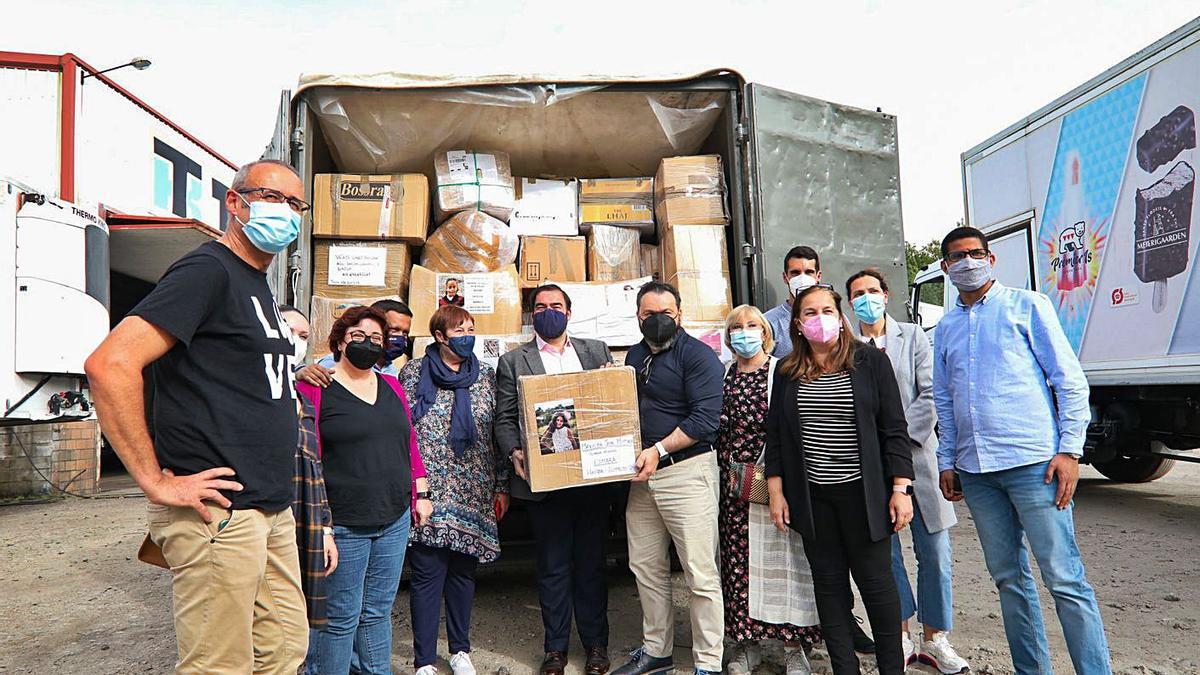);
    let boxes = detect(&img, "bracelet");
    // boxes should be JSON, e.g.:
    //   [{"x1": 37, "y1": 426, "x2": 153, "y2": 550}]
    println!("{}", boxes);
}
[
  {"x1": 323, "y1": 527, "x2": 334, "y2": 537},
  {"x1": 655, "y1": 441, "x2": 667, "y2": 457},
  {"x1": 415, "y1": 491, "x2": 431, "y2": 500}
]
